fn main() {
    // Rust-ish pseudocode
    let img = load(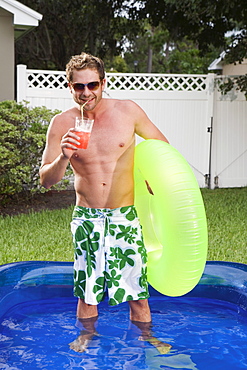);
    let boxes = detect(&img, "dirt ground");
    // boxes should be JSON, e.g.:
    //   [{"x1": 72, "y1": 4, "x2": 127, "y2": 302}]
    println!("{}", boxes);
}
[{"x1": 0, "y1": 190, "x2": 76, "y2": 217}]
